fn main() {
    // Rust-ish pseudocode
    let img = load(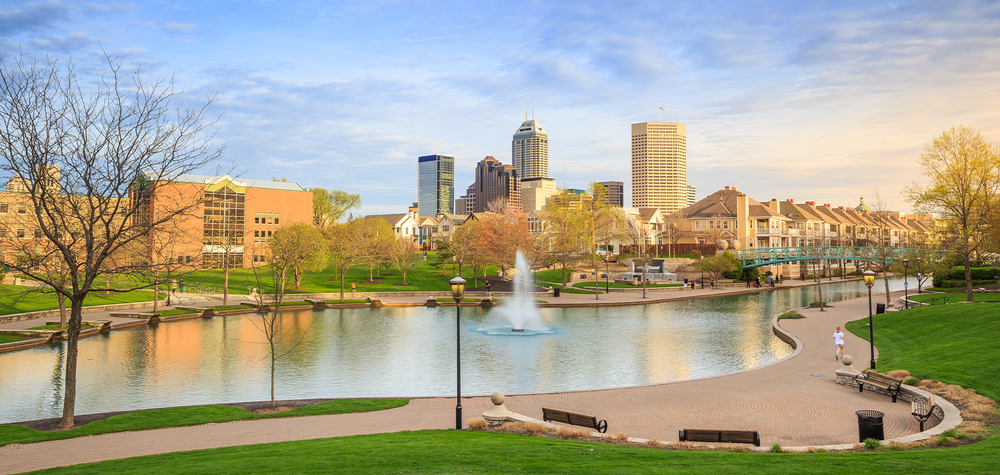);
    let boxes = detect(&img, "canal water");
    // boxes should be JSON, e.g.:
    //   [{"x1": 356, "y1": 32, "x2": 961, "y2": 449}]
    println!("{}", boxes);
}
[{"x1": 0, "y1": 279, "x2": 905, "y2": 423}]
